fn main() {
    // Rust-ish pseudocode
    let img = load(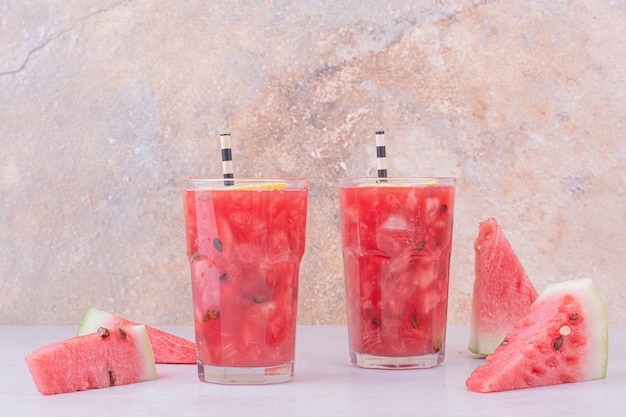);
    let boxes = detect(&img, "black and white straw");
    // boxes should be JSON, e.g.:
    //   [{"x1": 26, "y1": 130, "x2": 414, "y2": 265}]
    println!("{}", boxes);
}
[
  {"x1": 375, "y1": 130, "x2": 387, "y2": 179},
  {"x1": 220, "y1": 133, "x2": 234, "y2": 186}
]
